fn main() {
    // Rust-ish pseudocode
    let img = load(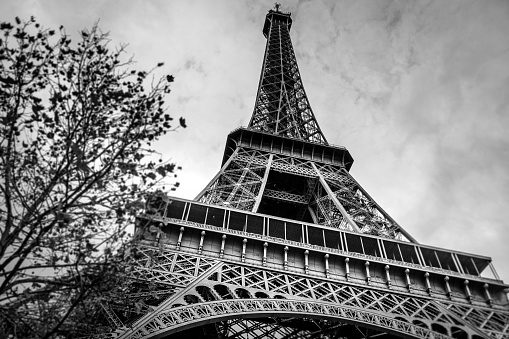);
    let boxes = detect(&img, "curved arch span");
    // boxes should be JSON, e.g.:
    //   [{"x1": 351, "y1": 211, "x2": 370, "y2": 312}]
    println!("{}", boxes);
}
[{"x1": 120, "y1": 299, "x2": 452, "y2": 339}]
